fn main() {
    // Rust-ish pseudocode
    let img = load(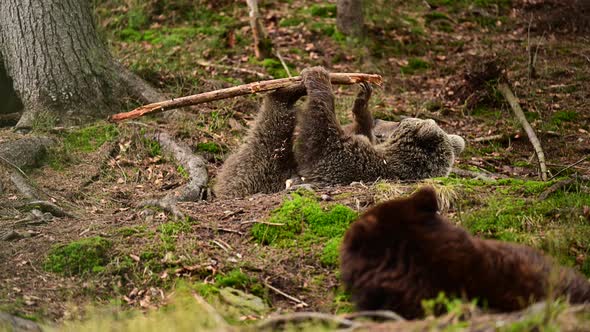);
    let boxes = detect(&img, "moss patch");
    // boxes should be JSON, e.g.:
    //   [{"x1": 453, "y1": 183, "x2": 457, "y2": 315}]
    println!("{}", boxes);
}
[
  {"x1": 401, "y1": 58, "x2": 430, "y2": 74},
  {"x1": 63, "y1": 123, "x2": 119, "y2": 153},
  {"x1": 251, "y1": 191, "x2": 357, "y2": 247},
  {"x1": 44, "y1": 237, "x2": 111, "y2": 275}
]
